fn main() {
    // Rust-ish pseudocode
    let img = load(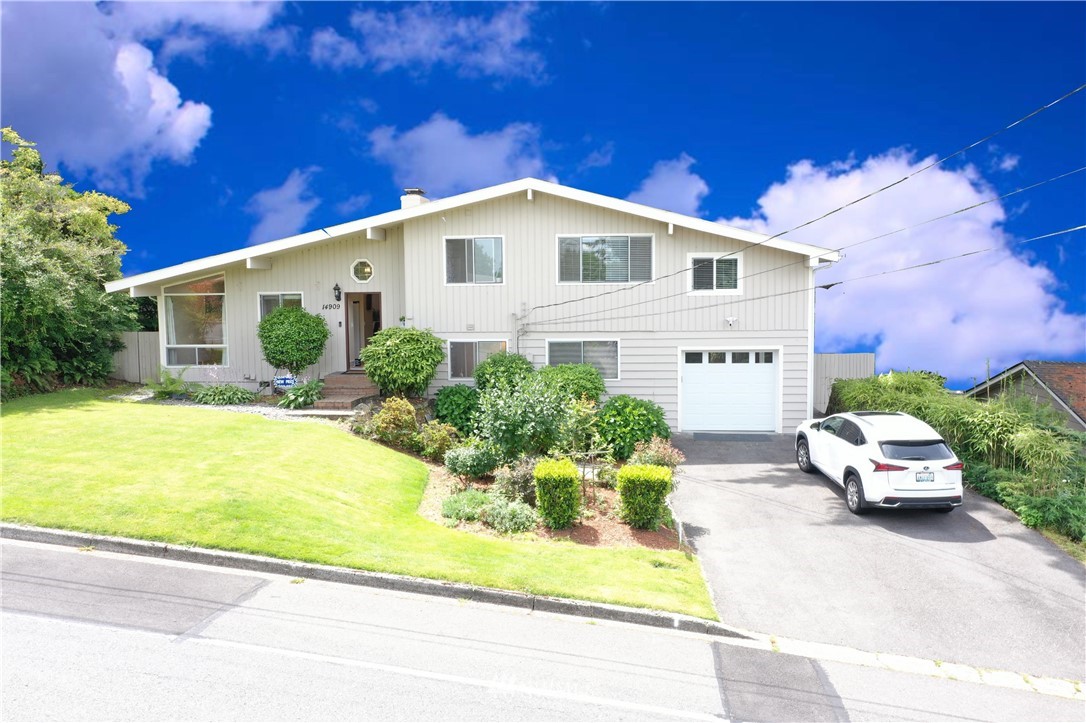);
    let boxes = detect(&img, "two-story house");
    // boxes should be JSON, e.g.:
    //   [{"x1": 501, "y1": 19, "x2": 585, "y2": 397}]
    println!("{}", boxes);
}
[{"x1": 105, "y1": 178, "x2": 840, "y2": 433}]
